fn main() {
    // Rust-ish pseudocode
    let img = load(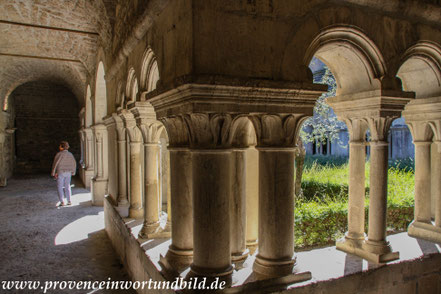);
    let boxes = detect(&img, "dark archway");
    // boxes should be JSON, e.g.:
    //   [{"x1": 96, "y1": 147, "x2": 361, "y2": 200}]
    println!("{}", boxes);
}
[{"x1": 10, "y1": 81, "x2": 80, "y2": 174}]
